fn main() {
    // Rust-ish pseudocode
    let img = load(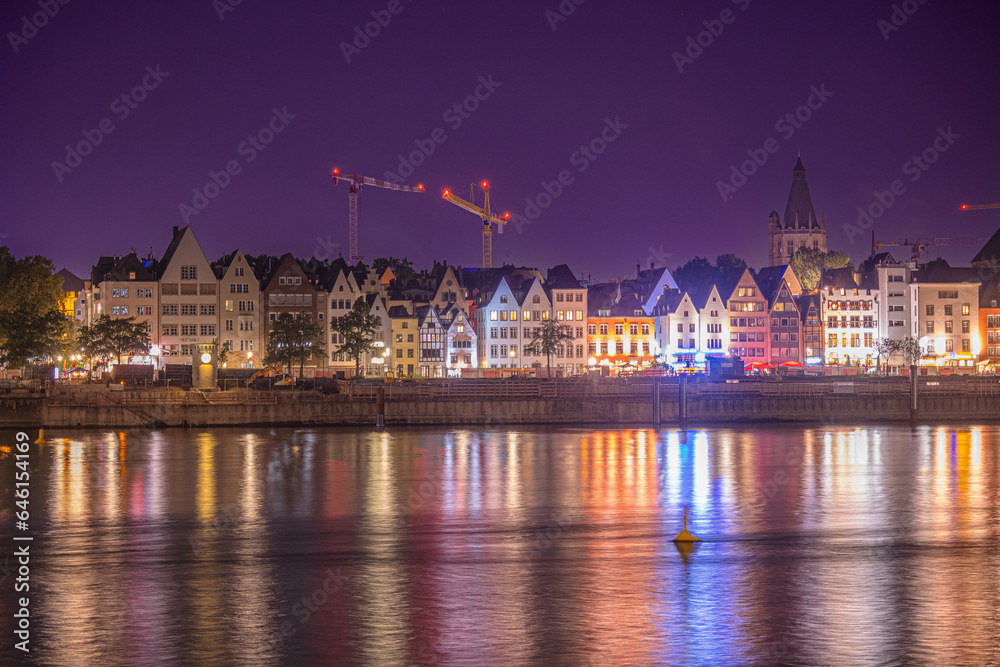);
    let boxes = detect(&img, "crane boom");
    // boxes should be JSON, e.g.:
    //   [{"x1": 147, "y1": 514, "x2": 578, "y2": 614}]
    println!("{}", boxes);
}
[
  {"x1": 961, "y1": 203, "x2": 1000, "y2": 211},
  {"x1": 332, "y1": 168, "x2": 424, "y2": 265},
  {"x1": 874, "y1": 237, "x2": 987, "y2": 261},
  {"x1": 442, "y1": 181, "x2": 510, "y2": 268}
]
